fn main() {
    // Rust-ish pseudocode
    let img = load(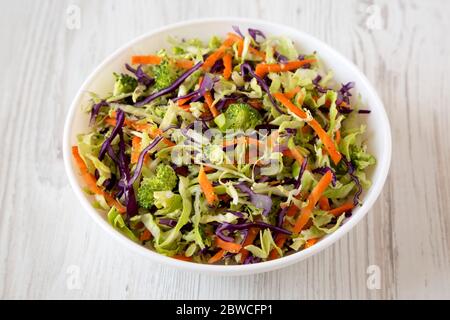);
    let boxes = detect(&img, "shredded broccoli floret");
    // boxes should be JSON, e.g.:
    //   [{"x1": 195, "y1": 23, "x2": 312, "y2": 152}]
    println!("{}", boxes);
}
[
  {"x1": 113, "y1": 73, "x2": 137, "y2": 96},
  {"x1": 153, "y1": 59, "x2": 178, "y2": 90},
  {"x1": 223, "y1": 103, "x2": 263, "y2": 130},
  {"x1": 137, "y1": 164, "x2": 178, "y2": 209}
]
